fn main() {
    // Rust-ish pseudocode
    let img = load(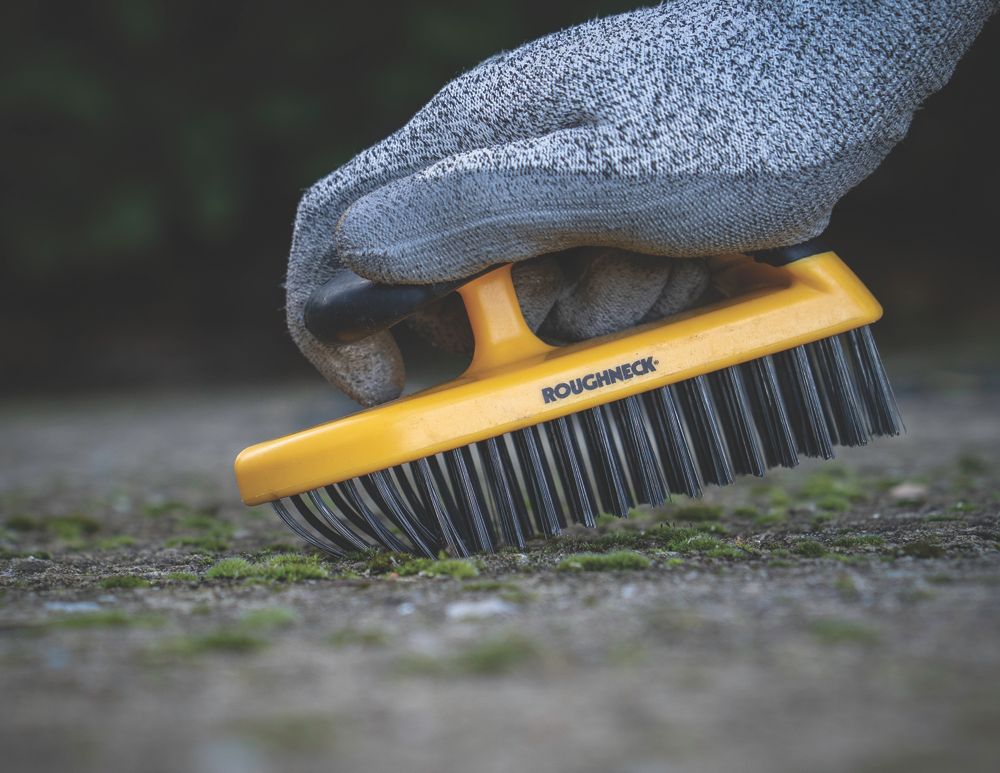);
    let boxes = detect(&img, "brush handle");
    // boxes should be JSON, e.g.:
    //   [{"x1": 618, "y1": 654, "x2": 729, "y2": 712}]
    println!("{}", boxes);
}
[
  {"x1": 304, "y1": 268, "x2": 486, "y2": 344},
  {"x1": 305, "y1": 238, "x2": 833, "y2": 345}
]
